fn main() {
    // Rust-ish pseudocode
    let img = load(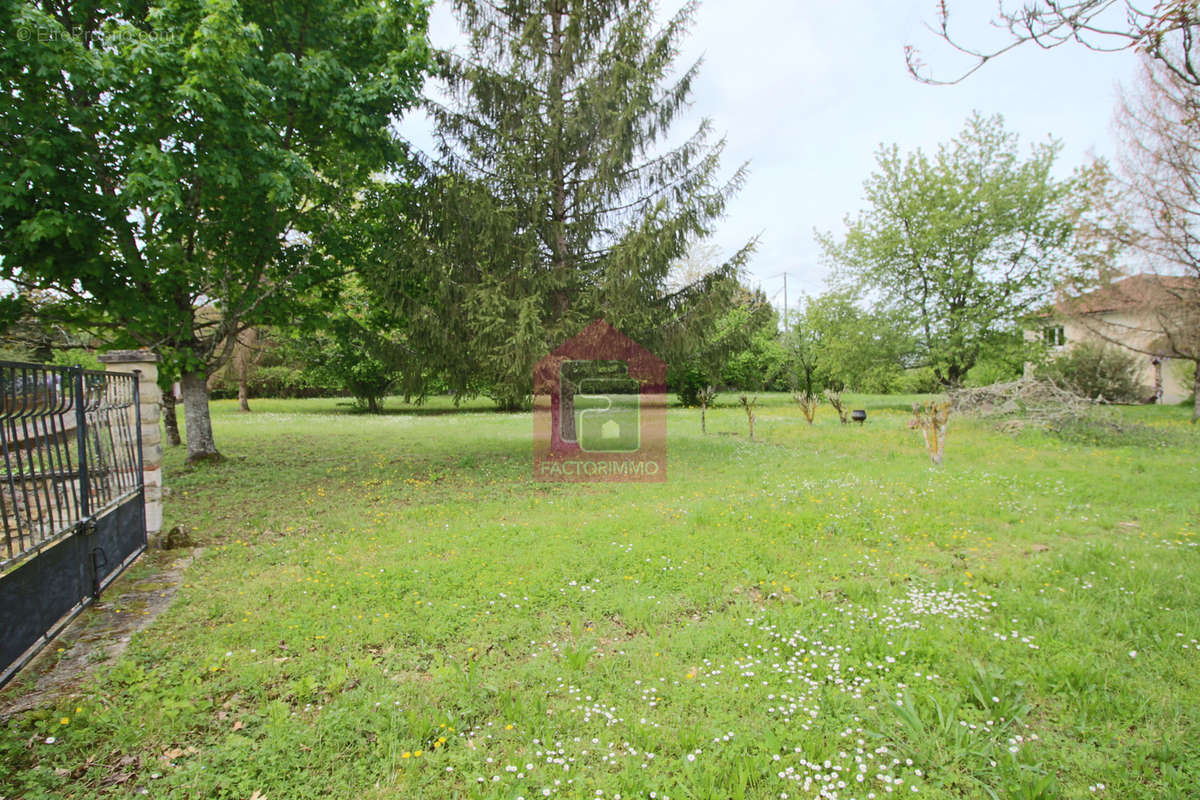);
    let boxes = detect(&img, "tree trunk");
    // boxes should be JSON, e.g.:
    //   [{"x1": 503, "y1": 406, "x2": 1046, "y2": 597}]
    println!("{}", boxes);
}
[
  {"x1": 1193, "y1": 360, "x2": 1199, "y2": 423},
  {"x1": 700, "y1": 400, "x2": 707, "y2": 434},
  {"x1": 740, "y1": 395, "x2": 756, "y2": 441},
  {"x1": 162, "y1": 389, "x2": 182, "y2": 447},
  {"x1": 238, "y1": 380, "x2": 251, "y2": 413},
  {"x1": 180, "y1": 370, "x2": 222, "y2": 463}
]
